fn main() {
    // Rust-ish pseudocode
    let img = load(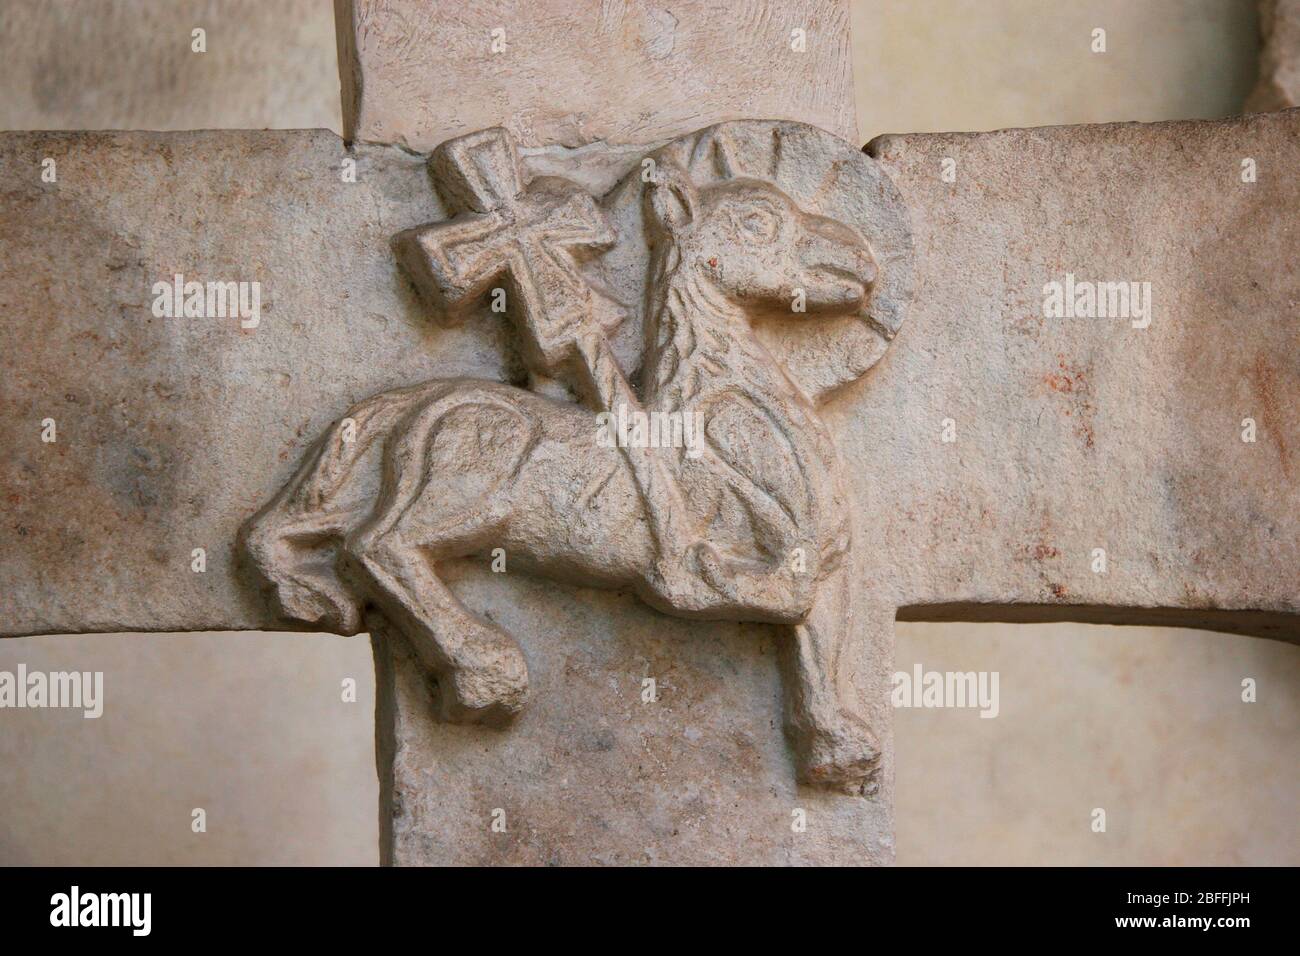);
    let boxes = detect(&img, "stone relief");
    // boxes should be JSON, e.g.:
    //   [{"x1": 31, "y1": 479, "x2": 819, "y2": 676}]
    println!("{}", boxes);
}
[{"x1": 241, "y1": 121, "x2": 913, "y2": 792}]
